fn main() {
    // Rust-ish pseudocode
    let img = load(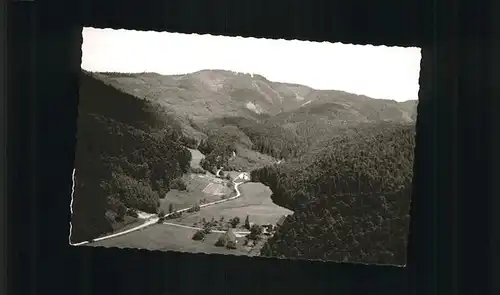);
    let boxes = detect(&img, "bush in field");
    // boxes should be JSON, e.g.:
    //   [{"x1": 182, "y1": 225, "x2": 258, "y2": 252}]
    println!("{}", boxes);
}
[
  {"x1": 226, "y1": 240, "x2": 237, "y2": 249},
  {"x1": 192, "y1": 230, "x2": 205, "y2": 241},
  {"x1": 215, "y1": 234, "x2": 228, "y2": 247},
  {"x1": 247, "y1": 224, "x2": 263, "y2": 240},
  {"x1": 229, "y1": 217, "x2": 241, "y2": 228},
  {"x1": 187, "y1": 204, "x2": 201, "y2": 213},
  {"x1": 170, "y1": 178, "x2": 187, "y2": 191},
  {"x1": 190, "y1": 167, "x2": 206, "y2": 174},
  {"x1": 165, "y1": 211, "x2": 182, "y2": 220},
  {"x1": 244, "y1": 215, "x2": 251, "y2": 230},
  {"x1": 202, "y1": 222, "x2": 213, "y2": 234},
  {"x1": 157, "y1": 209, "x2": 166, "y2": 223},
  {"x1": 158, "y1": 209, "x2": 166, "y2": 218}
]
